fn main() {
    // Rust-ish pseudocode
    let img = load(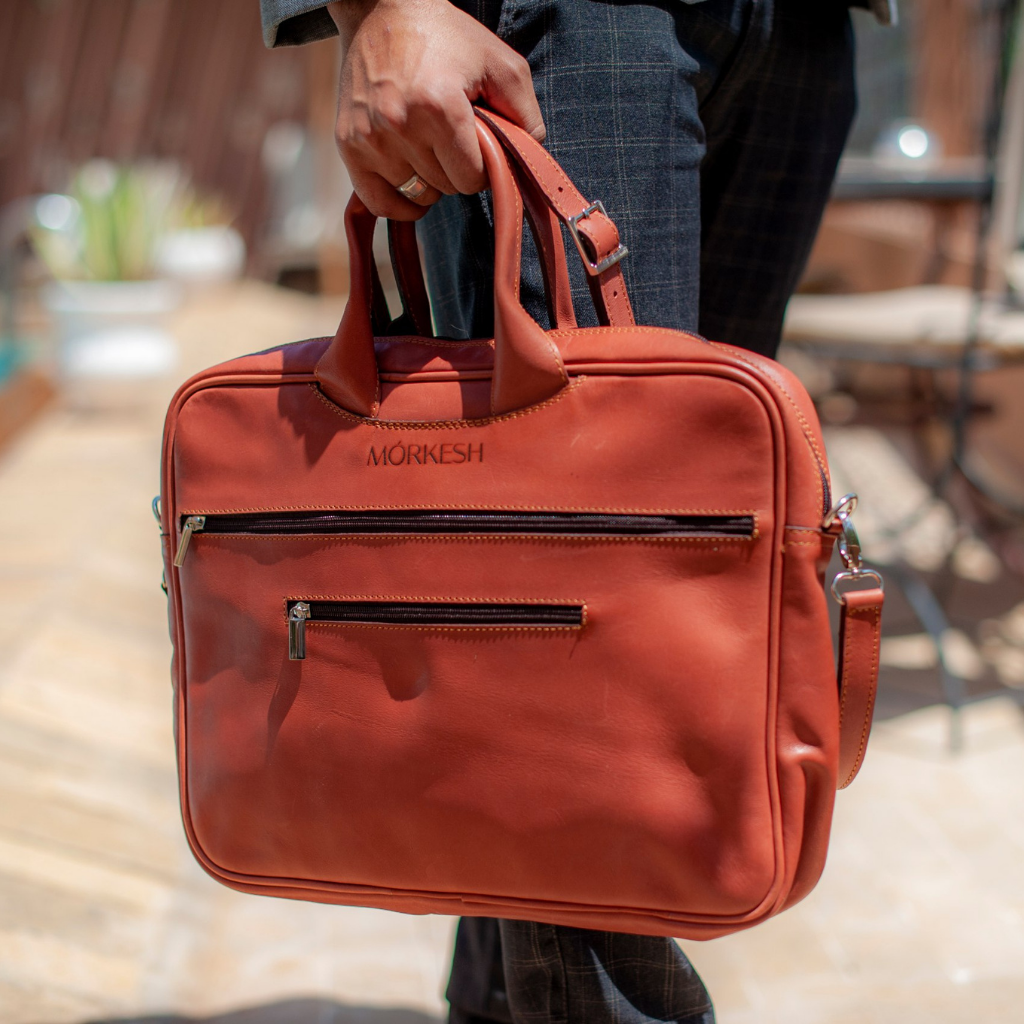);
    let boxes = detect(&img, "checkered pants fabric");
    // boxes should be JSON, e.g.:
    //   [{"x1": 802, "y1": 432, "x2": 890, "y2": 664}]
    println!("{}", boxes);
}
[
  {"x1": 419, "y1": 0, "x2": 855, "y2": 357},
  {"x1": 448, "y1": 918, "x2": 716, "y2": 1024},
  {"x1": 423, "y1": 1, "x2": 856, "y2": 1021}
]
